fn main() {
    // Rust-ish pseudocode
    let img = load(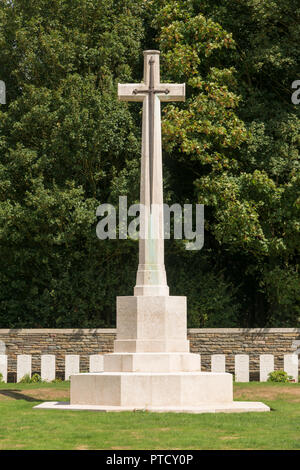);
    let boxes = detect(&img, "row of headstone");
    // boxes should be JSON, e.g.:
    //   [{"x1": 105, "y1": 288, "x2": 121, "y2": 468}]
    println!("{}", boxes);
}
[
  {"x1": 211, "y1": 353, "x2": 299, "y2": 382},
  {"x1": 0, "y1": 353, "x2": 298, "y2": 382},
  {"x1": 0, "y1": 354, "x2": 104, "y2": 382}
]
